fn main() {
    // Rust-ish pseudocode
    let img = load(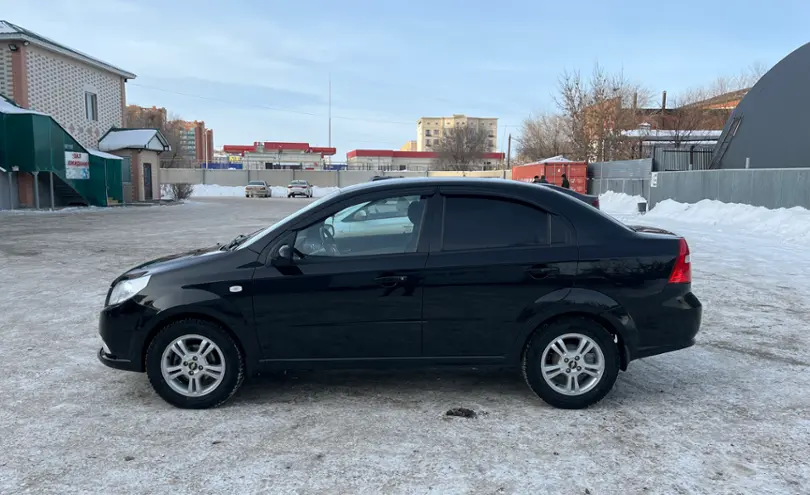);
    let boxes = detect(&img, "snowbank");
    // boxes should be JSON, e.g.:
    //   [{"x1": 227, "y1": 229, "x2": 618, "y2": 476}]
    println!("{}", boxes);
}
[
  {"x1": 647, "y1": 198, "x2": 810, "y2": 242},
  {"x1": 161, "y1": 184, "x2": 340, "y2": 199},
  {"x1": 599, "y1": 190, "x2": 810, "y2": 243},
  {"x1": 599, "y1": 191, "x2": 646, "y2": 215}
]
